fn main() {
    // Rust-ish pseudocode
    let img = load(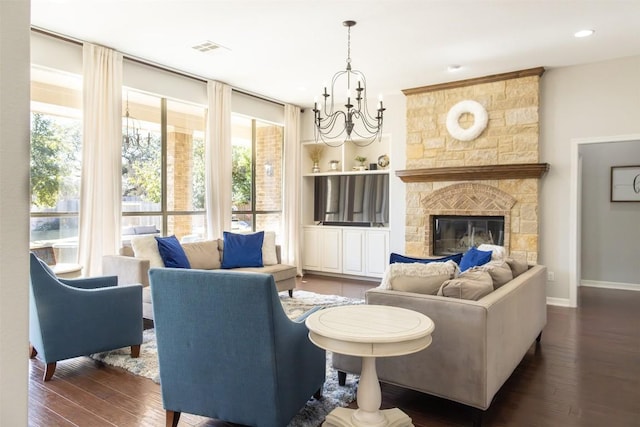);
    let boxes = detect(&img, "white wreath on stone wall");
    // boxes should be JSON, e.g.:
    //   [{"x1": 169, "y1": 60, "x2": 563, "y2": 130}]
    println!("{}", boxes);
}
[{"x1": 445, "y1": 100, "x2": 488, "y2": 141}]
